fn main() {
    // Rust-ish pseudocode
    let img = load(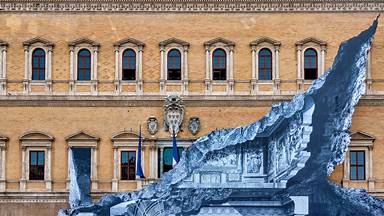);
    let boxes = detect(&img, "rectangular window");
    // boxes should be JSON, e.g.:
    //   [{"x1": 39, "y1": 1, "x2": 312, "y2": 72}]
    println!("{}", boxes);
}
[
  {"x1": 161, "y1": 147, "x2": 184, "y2": 175},
  {"x1": 121, "y1": 151, "x2": 136, "y2": 180},
  {"x1": 29, "y1": 151, "x2": 45, "y2": 180},
  {"x1": 350, "y1": 151, "x2": 365, "y2": 180}
]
